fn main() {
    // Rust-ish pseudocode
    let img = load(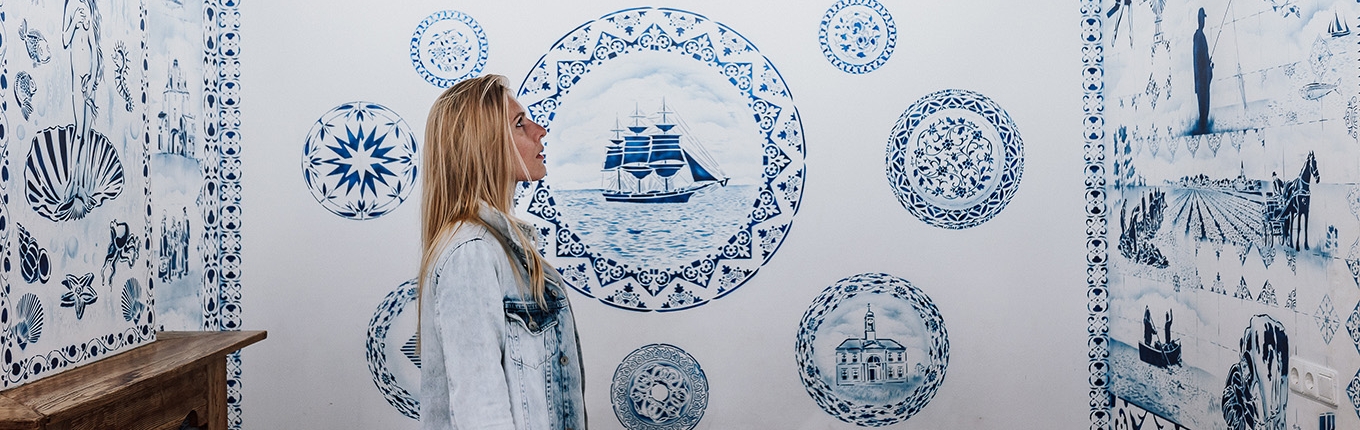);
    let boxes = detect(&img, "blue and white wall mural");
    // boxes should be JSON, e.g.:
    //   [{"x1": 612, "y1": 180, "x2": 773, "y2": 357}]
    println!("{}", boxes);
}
[
  {"x1": 513, "y1": 6, "x2": 806, "y2": 312},
  {"x1": 1092, "y1": 0, "x2": 1360, "y2": 428},
  {"x1": 611, "y1": 343, "x2": 709, "y2": 430},
  {"x1": 0, "y1": 0, "x2": 245, "y2": 425},
  {"x1": 300, "y1": 101, "x2": 418, "y2": 220},
  {"x1": 885, "y1": 89, "x2": 1023, "y2": 229},
  {"x1": 795, "y1": 272, "x2": 948, "y2": 427},
  {"x1": 0, "y1": 0, "x2": 155, "y2": 388},
  {"x1": 409, "y1": 10, "x2": 487, "y2": 89},
  {"x1": 818, "y1": 0, "x2": 895, "y2": 75}
]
